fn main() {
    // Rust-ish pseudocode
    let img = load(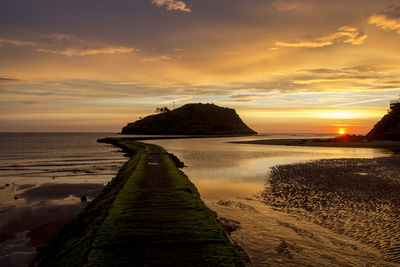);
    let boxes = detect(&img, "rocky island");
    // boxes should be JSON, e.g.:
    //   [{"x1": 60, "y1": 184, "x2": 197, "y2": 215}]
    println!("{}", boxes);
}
[{"x1": 122, "y1": 103, "x2": 257, "y2": 135}]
